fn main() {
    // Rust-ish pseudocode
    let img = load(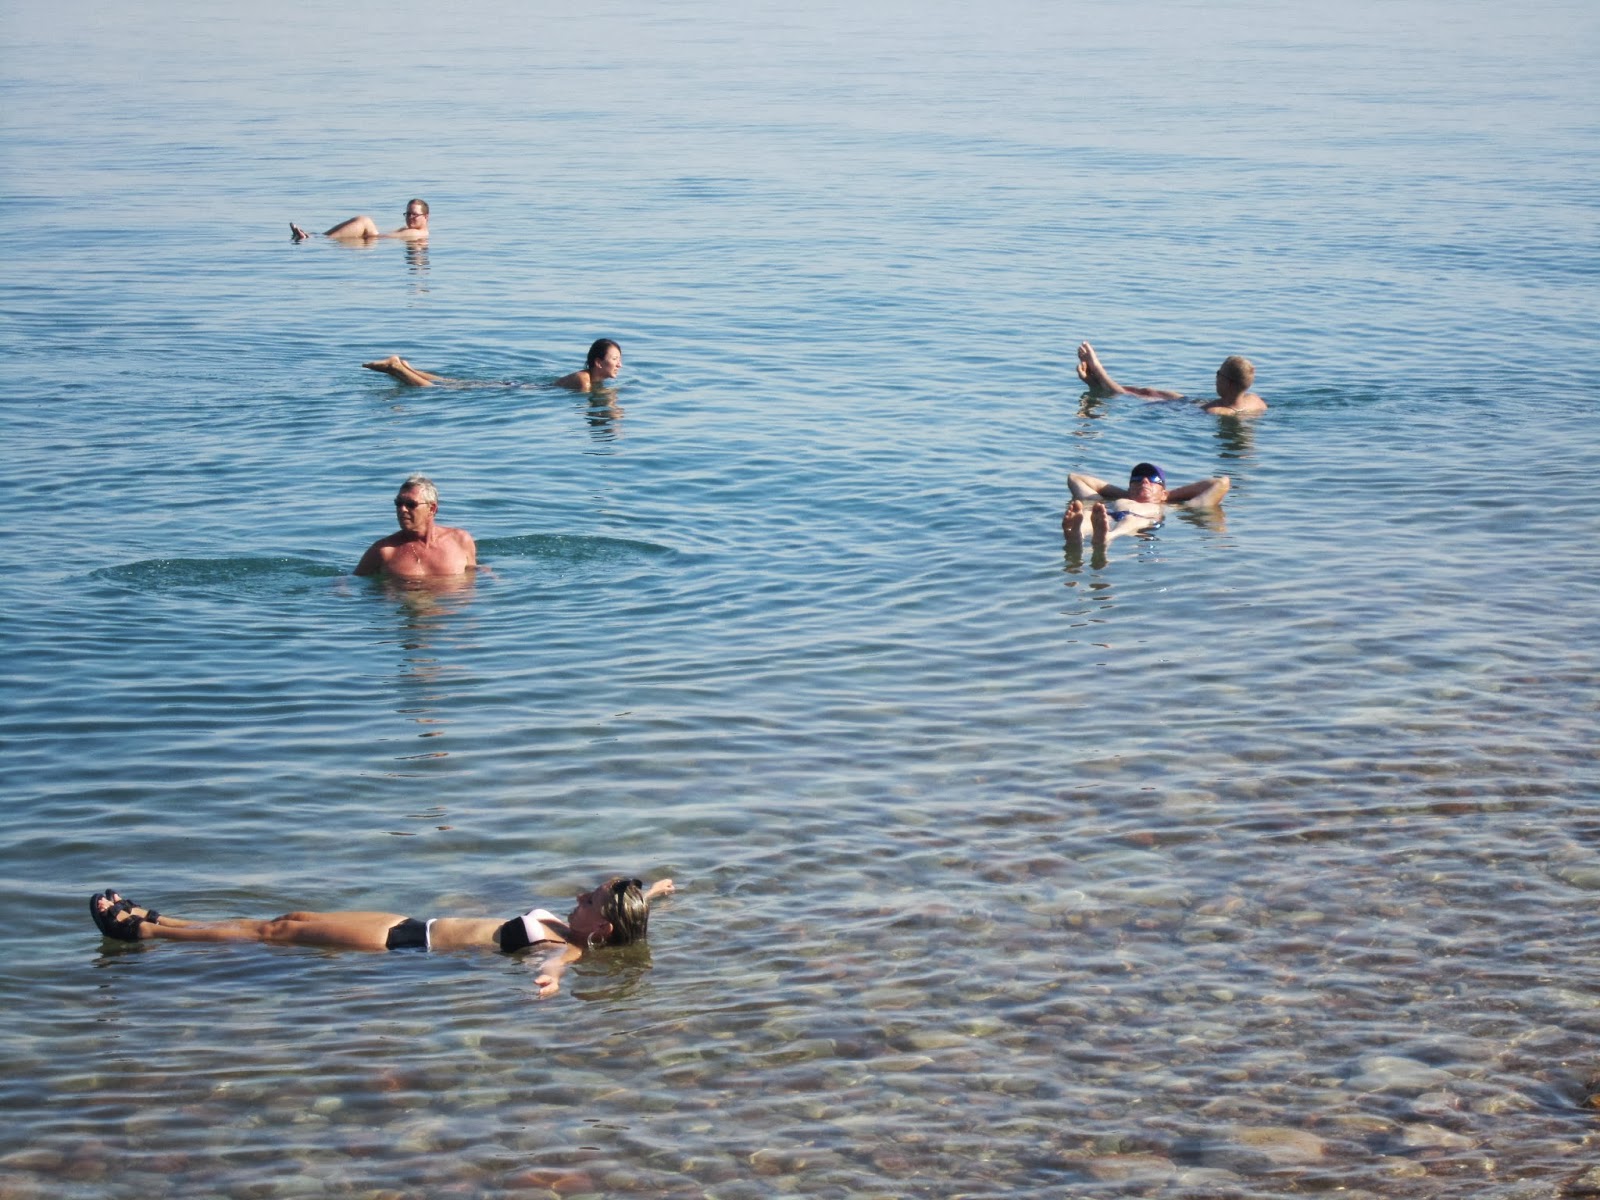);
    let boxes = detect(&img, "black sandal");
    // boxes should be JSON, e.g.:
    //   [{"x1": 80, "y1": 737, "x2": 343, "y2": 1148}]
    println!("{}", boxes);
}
[{"x1": 90, "y1": 890, "x2": 159, "y2": 941}]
